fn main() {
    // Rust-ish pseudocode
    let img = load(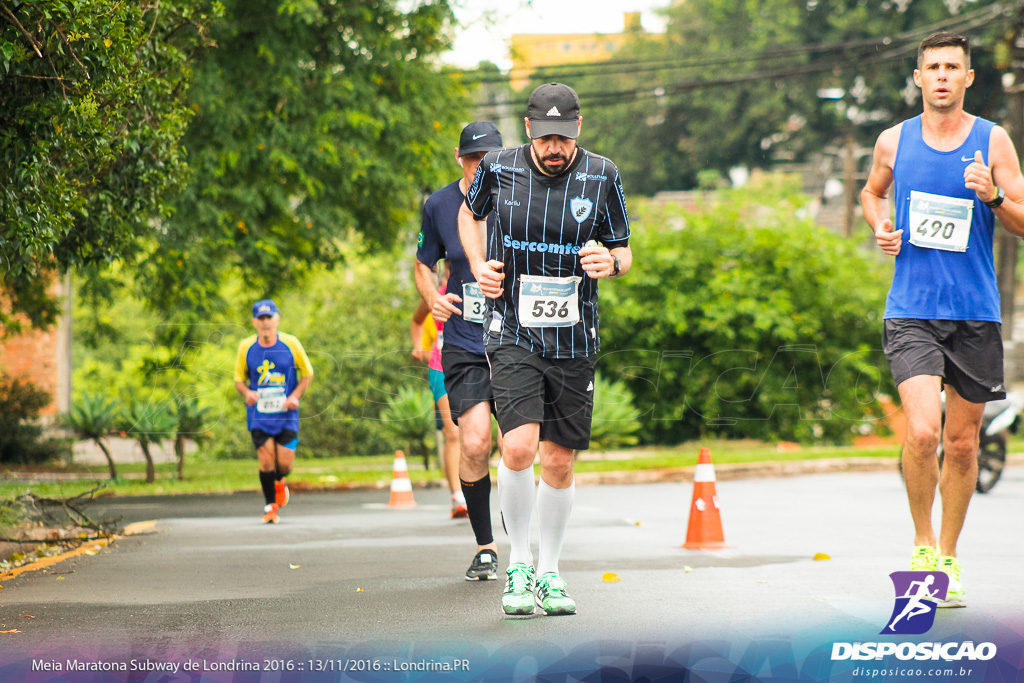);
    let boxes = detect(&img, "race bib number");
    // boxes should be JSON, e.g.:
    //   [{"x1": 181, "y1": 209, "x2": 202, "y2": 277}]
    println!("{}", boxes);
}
[
  {"x1": 462, "y1": 282, "x2": 486, "y2": 324},
  {"x1": 908, "y1": 190, "x2": 973, "y2": 252},
  {"x1": 256, "y1": 386, "x2": 287, "y2": 414},
  {"x1": 518, "y1": 275, "x2": 581, "y2": 328}
]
